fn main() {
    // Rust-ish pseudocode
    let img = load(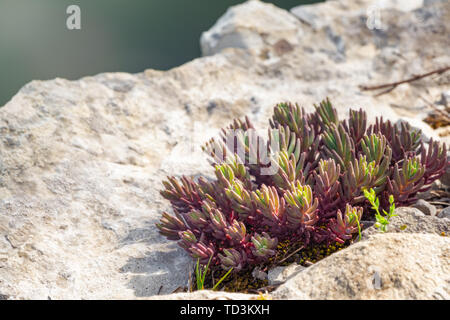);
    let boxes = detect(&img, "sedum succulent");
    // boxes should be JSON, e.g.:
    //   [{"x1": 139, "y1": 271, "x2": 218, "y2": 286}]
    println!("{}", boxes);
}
[{"x1": 156, "y1": 99, "x2": 448, "y2": 271}]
